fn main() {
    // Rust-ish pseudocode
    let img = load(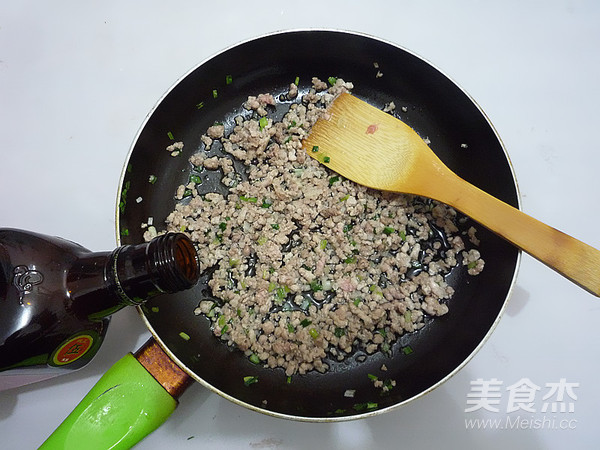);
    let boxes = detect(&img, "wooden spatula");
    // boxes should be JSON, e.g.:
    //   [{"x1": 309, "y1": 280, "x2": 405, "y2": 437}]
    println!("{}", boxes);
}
[{"x1": 303, "y1": 92, "x2": 600, "y2": 297}]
